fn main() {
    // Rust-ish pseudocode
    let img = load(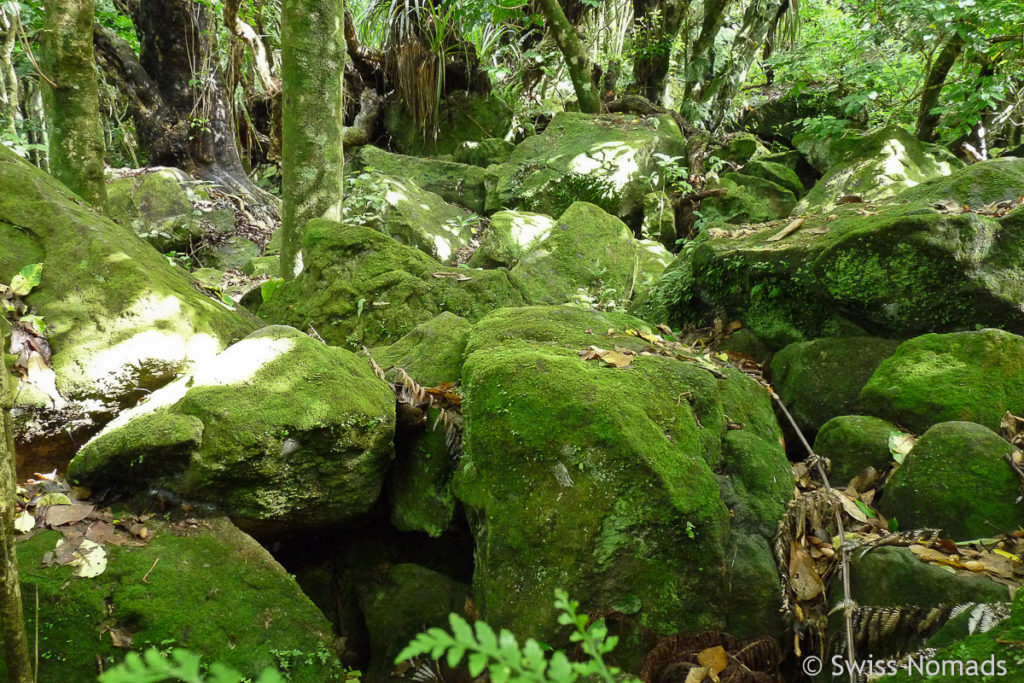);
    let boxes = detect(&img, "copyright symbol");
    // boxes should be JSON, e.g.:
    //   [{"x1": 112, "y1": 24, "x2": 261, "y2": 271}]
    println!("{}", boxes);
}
[{"x1": 802, "y1": 655, "x2": 822, "y2": 676}]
